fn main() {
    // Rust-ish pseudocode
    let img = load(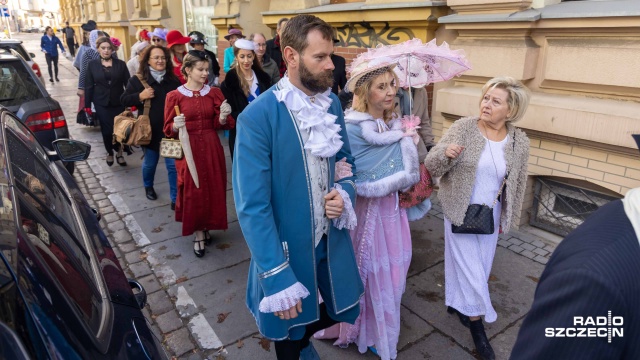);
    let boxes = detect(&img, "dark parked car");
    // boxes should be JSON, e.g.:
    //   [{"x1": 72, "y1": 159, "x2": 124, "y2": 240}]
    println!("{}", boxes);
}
[
  {"x1": 22, "y1": 26, "x2": 40, "y2": 33},
  {"x1": 0, "y1": 39, "x2": 46, "y2": 85},
  {"x1": 0, "y1": 48, "x2": 74, "y2": 174},
  {"x1": 0, "y1": 108, "x2": 168, "y2": 359}
]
